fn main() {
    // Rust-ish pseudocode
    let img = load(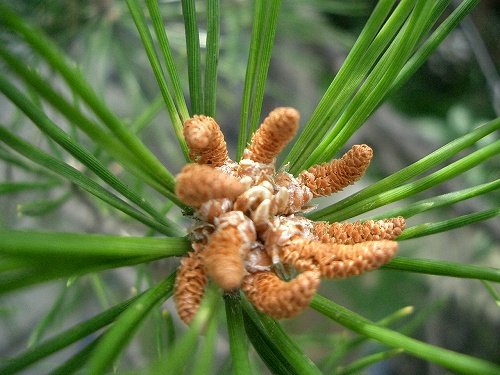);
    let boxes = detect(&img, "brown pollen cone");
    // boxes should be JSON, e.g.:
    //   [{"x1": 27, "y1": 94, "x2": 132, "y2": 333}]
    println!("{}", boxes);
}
[
  {"x1": 184, "y1": 115, "x2": 229, "y2": 166},
  {"x1": 174, "y1": 252, "x2": 208, "y2": 325},
  {"x1": 317, "y1": 240, "x2": 398, "y2": 278},
  {"x1": 175, "y1": 164, "x2": 246, "y2": 208},
  {"x1": 202, "y1": 213, "x2": 256, "y2": 291},
  {"x1": 280, "y1": 238, "x2": 398, "y2": 278},
  {"x1": 242, "y1": 270, "x2": 320, "y2": 319},
  {"x1": 314, "y1": 216, "x2": 406, "y2": 244},
  {"x1": 299, "y1": 144, "x2": 373, "y2": 197},
  {"x1": 245, "y1": 107, "x2": 300, "y2": 164},
  {"x1": 280, "y1": 238, "x2": 325, "y2": 272}
]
